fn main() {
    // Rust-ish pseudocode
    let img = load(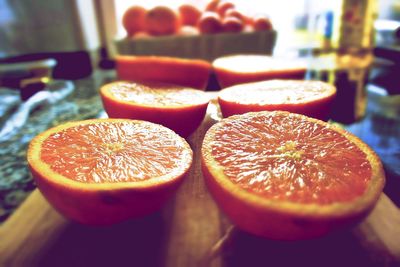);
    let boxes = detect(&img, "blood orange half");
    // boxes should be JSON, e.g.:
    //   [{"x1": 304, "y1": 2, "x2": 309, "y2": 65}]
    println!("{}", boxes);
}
[
  {"x1": 218, "y1": 80, "x2": 336, "y2": 120},
  {"x1": 100, "y1": 81, "x2": 210, "y2": 137},
  {"x1": 27, "y1": 119, "x2": 193, "y2": 225},
  {"x1": 116, "y1": 55, "x2": 211, "y2": 90},
  {"x1": 201, "y1": 111, "x2": 385, "y2": 240},
  {"x1": 212, "y1": 55, "x2": 307, "y2": 88}
]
